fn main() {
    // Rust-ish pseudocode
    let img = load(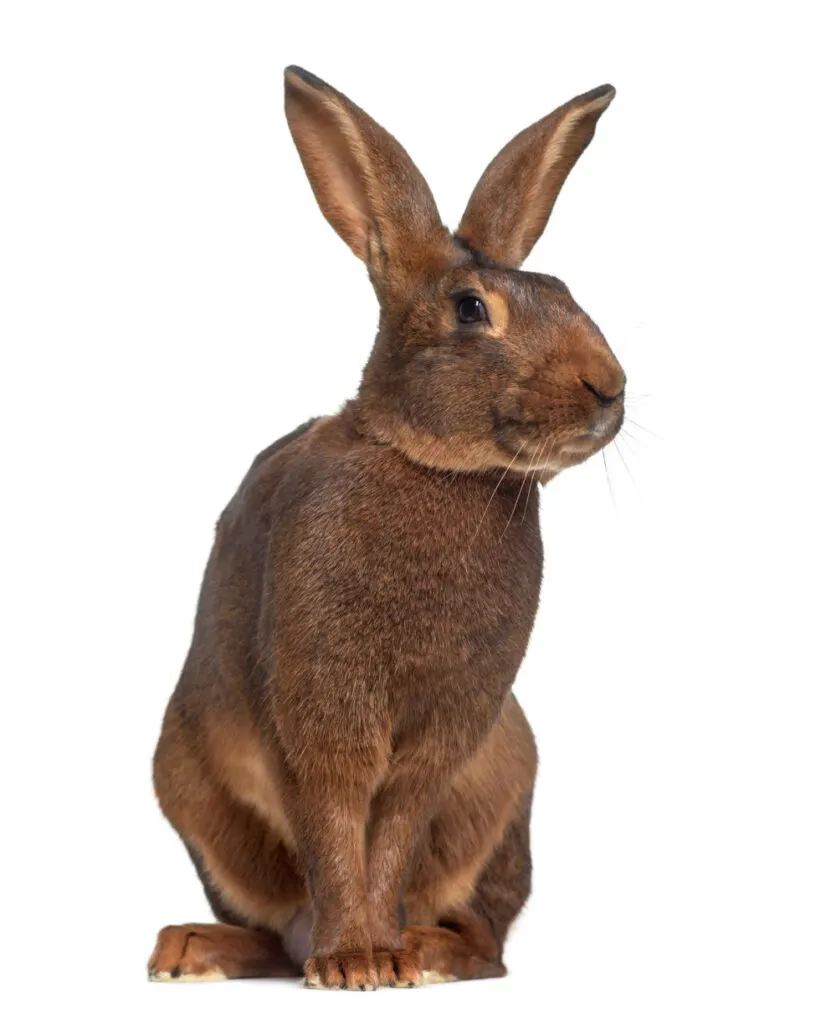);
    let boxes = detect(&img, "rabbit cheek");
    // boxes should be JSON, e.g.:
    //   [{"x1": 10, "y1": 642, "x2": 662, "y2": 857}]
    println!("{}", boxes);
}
[
  {"x1": 406, "y1": 345, "x2": 506, "y2": 441},
  {"x1": 491, "y1": 395, "x2": 542, "y2": 452},
  {"x1": 404, "y1": 349, "x2": 473, "y2": 435}
]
